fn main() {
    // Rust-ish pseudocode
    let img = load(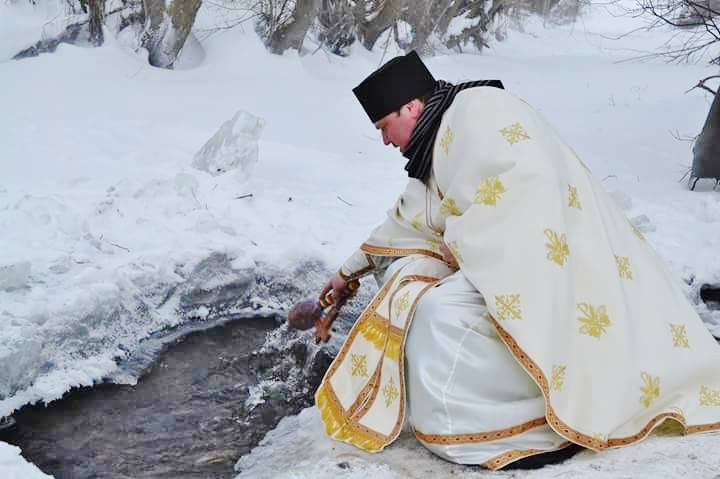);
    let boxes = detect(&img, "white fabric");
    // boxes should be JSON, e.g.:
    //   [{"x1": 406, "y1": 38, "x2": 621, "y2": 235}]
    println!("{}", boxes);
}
[
  {"x1": 406, "y1": 270, "x2": 566, "y2": 464},
  {"x1": 432, "y1": 87, "x2": 720, "y2": 447}
]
